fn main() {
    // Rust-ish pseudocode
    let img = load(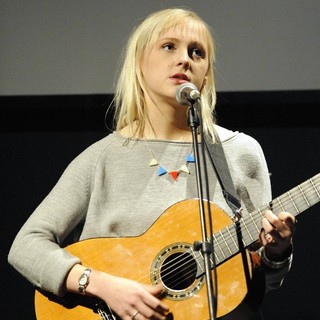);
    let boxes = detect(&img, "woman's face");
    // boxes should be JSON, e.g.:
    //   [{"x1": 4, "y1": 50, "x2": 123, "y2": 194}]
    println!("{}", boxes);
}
[{"x1": 141, "y1": 21, "x2": 209, "y2": 107}]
